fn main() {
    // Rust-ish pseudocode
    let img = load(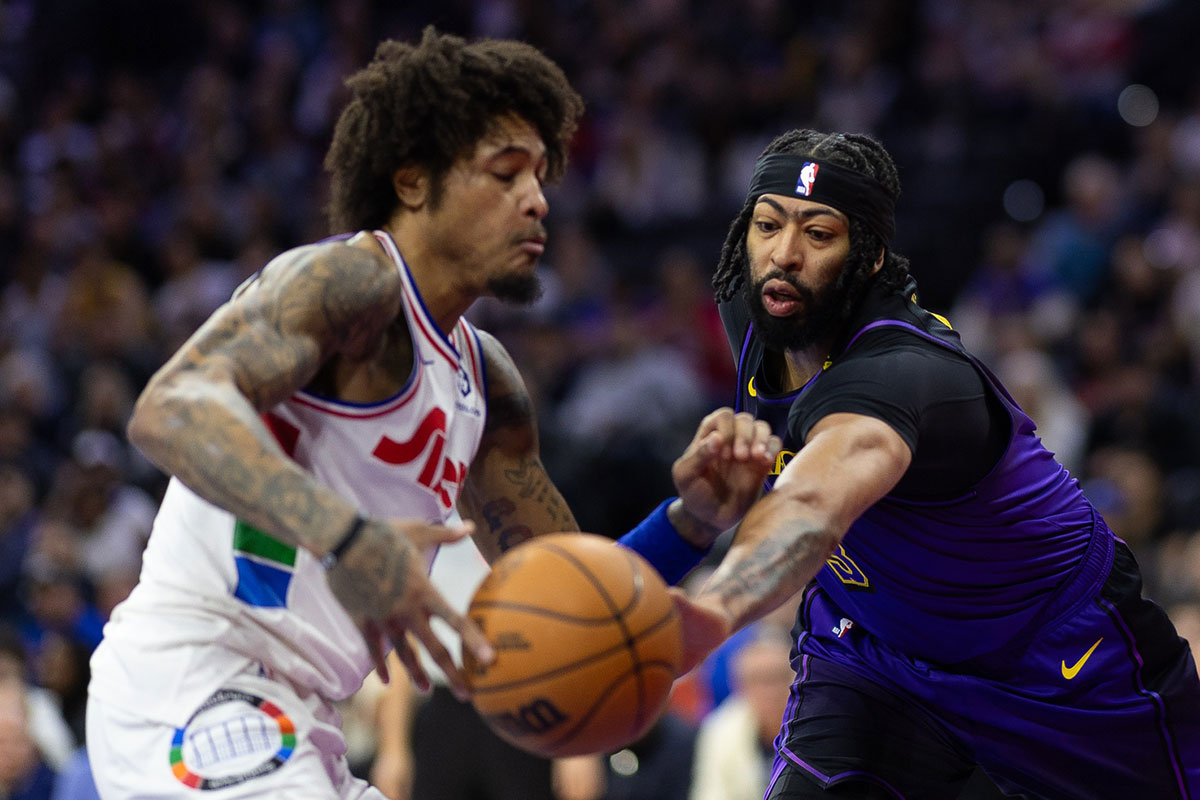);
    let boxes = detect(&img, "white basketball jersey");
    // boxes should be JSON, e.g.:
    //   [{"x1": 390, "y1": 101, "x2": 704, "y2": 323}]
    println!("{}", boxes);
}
[{"x1": 90, "y1": 232, "x2": 488, "y2": 724}]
